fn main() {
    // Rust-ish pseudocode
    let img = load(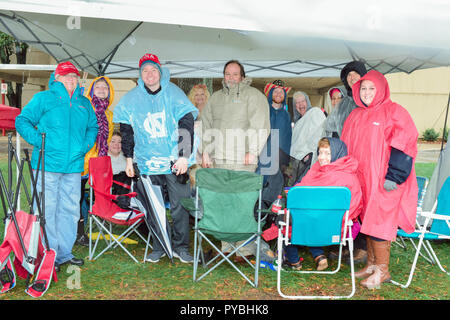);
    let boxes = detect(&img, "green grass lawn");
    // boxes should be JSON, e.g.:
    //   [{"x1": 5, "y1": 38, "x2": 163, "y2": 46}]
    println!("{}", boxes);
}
[
  {"x1": 415, "y1": 162, "x2": 438, "y2": 180},
  {"x1": 0, "y1": 159, "x2": 448, "y2": 301}
]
